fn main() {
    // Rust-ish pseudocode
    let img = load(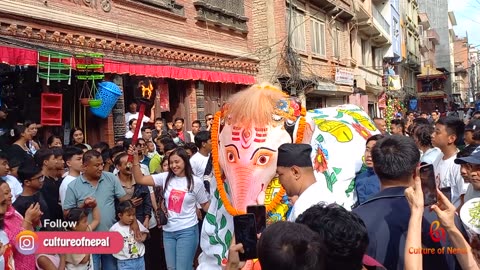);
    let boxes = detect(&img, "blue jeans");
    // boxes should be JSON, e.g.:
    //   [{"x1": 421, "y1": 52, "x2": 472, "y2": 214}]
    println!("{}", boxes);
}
[
  {"x1": 93, "y1": 254, "x2": 117, "y2": 270},
  {"x1": 163, "y1": 225, "x2": 199, "y2": 270},
  {"x1": 117, "y1": 257, "x2": 145, "y2": 270}
]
